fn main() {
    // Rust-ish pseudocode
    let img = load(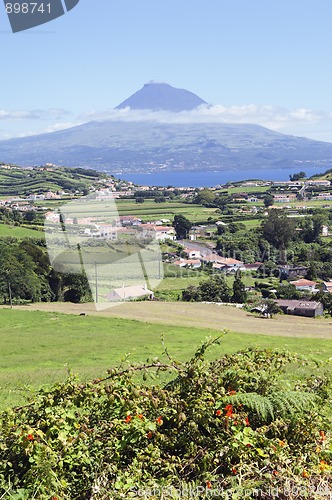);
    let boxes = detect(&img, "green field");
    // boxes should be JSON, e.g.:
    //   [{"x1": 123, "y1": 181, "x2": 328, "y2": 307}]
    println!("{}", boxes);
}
[
  {"x1": 110, "y1": 199, "x2": 218, "y2": 221},
  {"x1": 0, "y1": 166, "x2": 105, "y2": 196},
  {"x1": 1, "y1": 307, "x2": 332, "y2": 409},
  {"x1": 0, "y1": 223, "x2": 44, "y2": 239}
]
